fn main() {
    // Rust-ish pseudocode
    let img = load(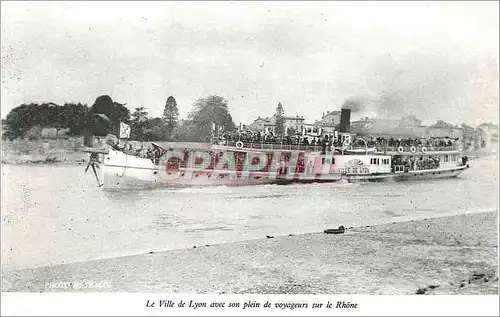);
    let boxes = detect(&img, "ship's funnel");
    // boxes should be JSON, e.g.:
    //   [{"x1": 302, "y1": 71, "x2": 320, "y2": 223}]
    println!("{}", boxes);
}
[{"x1": 339, "y1": 108, "x2": 351, "y2": 132}]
